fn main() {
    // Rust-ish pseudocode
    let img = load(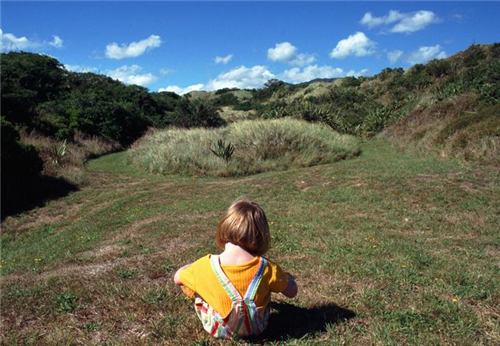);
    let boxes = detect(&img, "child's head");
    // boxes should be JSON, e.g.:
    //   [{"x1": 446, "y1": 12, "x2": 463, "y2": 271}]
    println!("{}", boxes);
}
[{"x1": 216, "y1": 199, "x2": 270, "y2": 256}]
